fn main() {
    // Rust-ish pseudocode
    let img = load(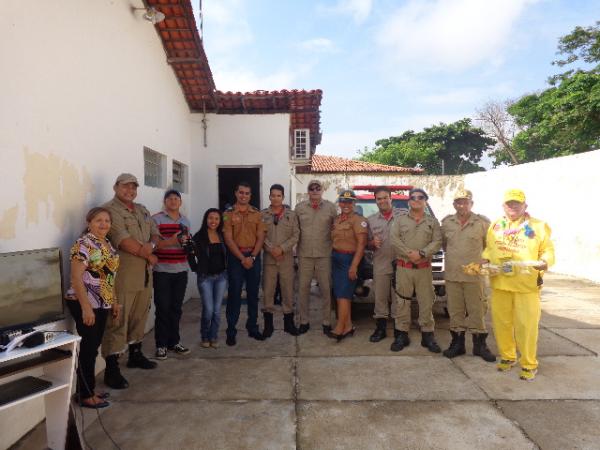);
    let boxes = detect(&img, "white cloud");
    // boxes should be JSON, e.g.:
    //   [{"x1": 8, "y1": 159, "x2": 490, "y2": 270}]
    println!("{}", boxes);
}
[
  {"x1": 420, "y1": 83, "x2": 514, "y2": 105},
  {"x1": 298, "y1": 38, "x2": 338, "y2": 54},
  {"x1": 376, "y1": 0, "x2": 538, "y2": 73},
  {"x1": 212, "y1": 67, "x2": 298, "y2": 93},
  {"x1": 198, "y1": 0, "x2": 254, "y2": 55},
  {"x1": 319, "y1": 0, "x2": 373, "y2": 24}
]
